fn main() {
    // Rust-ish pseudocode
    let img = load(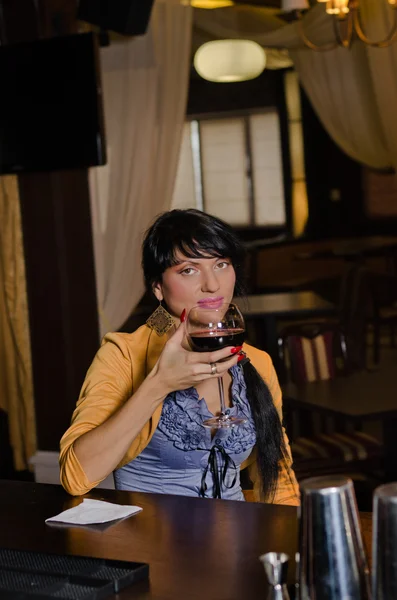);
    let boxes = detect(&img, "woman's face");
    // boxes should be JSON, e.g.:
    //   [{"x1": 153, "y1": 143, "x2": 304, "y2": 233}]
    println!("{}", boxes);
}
[{"x1": 153, "y1": 251, "x2": 236, "y2": 319}]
